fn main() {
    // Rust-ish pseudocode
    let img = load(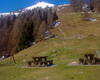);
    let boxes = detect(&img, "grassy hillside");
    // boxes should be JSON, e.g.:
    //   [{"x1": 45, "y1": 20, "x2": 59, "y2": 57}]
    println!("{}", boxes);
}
[{"x1": 0, "y1": 8, "x2": 100, "y2": 80}]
